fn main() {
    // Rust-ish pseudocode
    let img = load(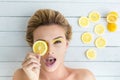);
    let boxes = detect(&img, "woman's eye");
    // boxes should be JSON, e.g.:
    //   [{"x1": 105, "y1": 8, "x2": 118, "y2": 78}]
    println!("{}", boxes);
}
[{"x1": 54, "y1": 40, "x2": 62, "y2": 44}]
